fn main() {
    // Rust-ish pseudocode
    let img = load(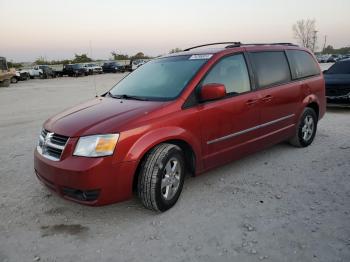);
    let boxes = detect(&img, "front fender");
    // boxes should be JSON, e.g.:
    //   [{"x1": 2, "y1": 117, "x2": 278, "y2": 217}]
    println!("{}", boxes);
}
[{"x1": 122, "y1": 126, "x2": 202, "y2": 172}]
